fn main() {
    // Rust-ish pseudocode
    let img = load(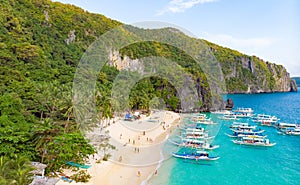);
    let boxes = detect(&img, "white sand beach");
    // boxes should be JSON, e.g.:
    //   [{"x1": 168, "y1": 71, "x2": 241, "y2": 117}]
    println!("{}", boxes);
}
[{"x1": 56, "y1": 110, "x2": 180, "y2": 185}]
